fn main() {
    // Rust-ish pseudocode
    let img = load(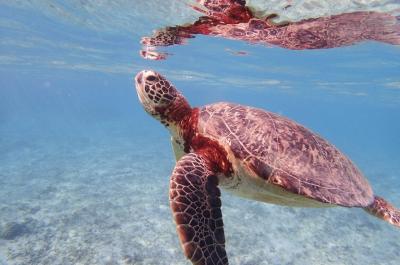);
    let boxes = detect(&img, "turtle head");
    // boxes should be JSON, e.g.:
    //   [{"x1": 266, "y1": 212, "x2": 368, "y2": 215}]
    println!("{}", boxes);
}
[{"x1": 135, "y1": 70, "x2": 192, "y2": 128}]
